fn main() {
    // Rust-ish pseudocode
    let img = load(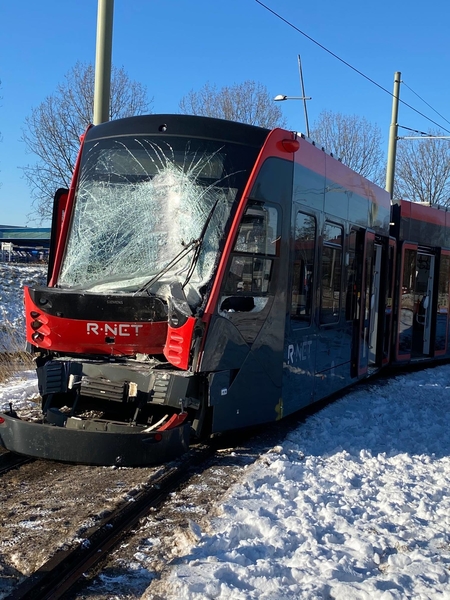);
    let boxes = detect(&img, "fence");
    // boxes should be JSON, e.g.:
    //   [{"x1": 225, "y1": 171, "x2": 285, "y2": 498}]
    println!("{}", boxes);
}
[{"x1": 1, "y1": 242, "x2": 48, "y2": 263}]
